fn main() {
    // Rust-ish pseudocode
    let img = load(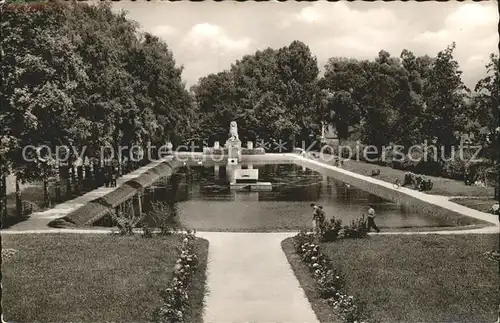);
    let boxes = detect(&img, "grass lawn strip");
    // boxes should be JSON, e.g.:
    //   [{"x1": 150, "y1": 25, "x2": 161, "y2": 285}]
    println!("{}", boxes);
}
[
  {"x1": 450, "y1": 197, "x2": 497, "y2": 213},
  {"x1": 316, "y1": 234, "x2": 498, "y2": 322},
  {"x1": 2, "y1": 233, "x2": 208, "y2": 322},
  {"x1": 323, "y1": 158, "x2": 494, "y2": 197}
]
